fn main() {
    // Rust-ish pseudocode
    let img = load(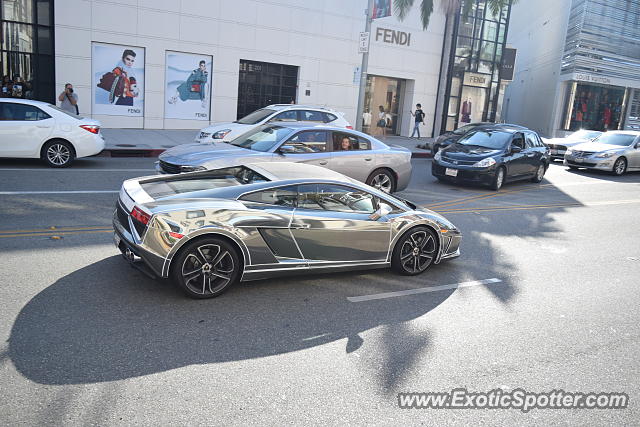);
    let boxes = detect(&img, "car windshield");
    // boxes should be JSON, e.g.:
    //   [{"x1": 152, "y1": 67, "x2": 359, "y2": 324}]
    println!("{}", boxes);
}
[
  {"x1": 456, "y1": 130, "x2": 512, "y2": 149},
  {"x1": 234, "y1": 108, "x2": 276, "y2": 125},
  {"x1": 230, "y1": 125, "x2": 293, "y2": 152},
  {"x1": 569, "y1": 130, "x2": 601, "y2": 140},
  {"x1": 452, "y1": 123, "x2": 479, "y2": 135},
  {"x1": 593, "y1": 133, "x2": 636, "y2": 147},
  {"x1": 48, "y1": 104, "x2": 82, "y2": 119}
]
